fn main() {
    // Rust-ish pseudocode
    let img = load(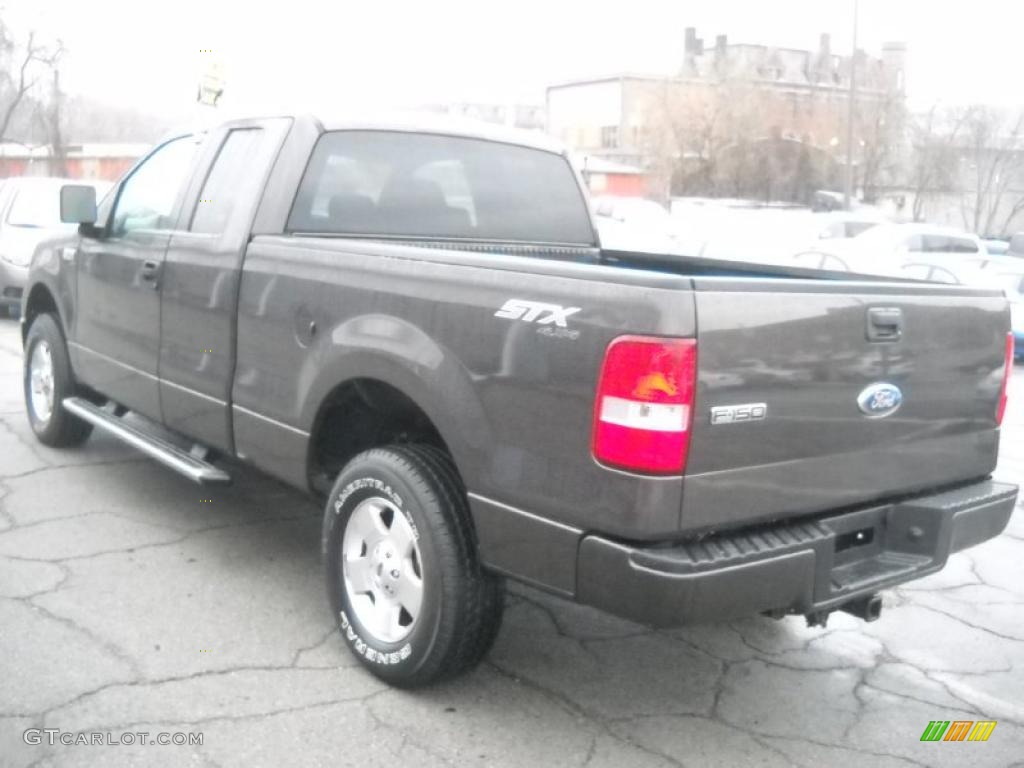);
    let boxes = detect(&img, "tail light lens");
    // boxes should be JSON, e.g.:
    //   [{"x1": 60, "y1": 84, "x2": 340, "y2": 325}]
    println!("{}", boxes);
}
[
  {"x1": 997, "y1": 332, "x2": 1013, "y2": 426},
  {"x1": 592, "y1": 336, "x2": 697, "y2": 474}
]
